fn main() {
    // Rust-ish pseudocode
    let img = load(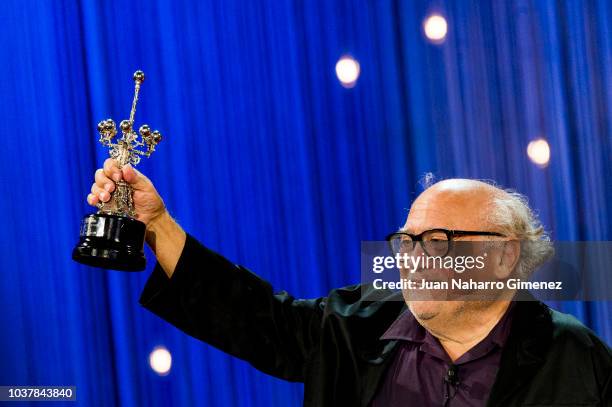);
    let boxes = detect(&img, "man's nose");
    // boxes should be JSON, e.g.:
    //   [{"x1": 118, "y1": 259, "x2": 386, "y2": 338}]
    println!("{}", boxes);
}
[{"x1": 412, "y1": 241, "x2": 426, "y2": 257}]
